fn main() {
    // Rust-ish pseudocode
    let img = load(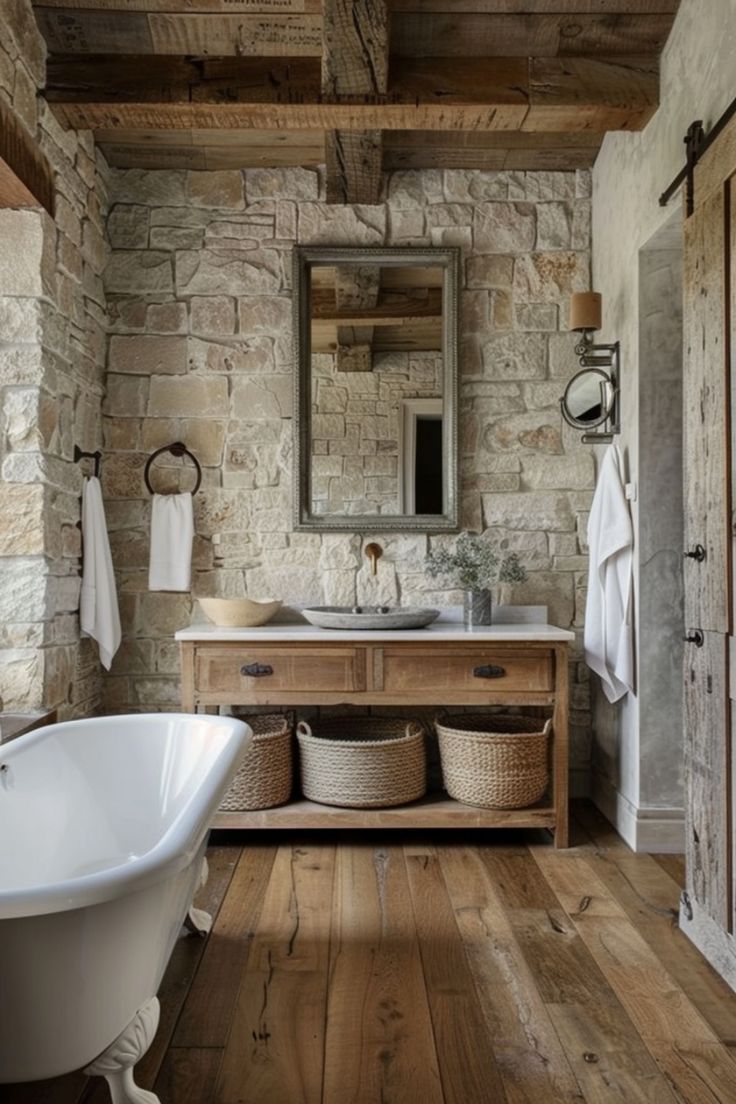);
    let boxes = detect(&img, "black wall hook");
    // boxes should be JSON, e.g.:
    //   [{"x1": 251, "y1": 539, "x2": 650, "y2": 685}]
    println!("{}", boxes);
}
[{"x1": 74, "y1": 445, "x2": 102, "y2": 478}]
